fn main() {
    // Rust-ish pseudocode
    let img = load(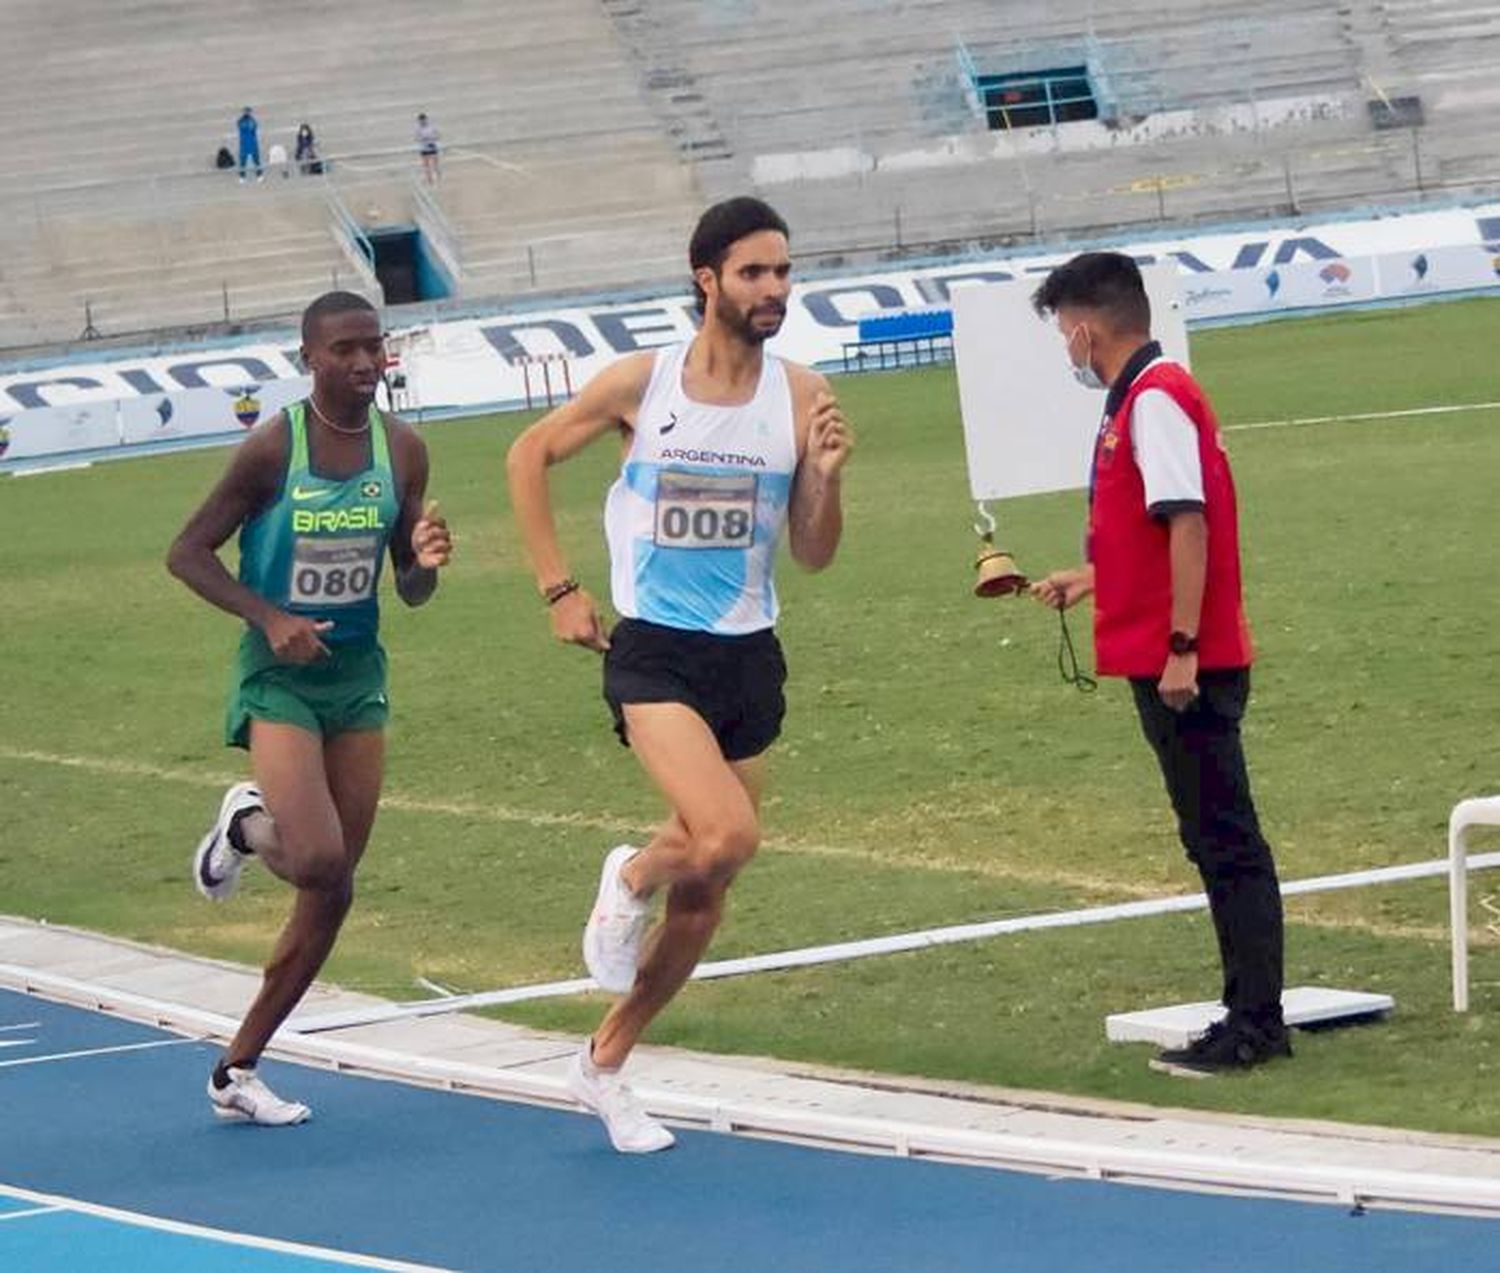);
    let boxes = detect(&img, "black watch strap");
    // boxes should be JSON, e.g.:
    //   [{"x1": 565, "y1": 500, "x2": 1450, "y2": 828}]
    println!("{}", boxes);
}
[{"x1": 1169, "y1": 631, "x2": 1198, "y2": 656}]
